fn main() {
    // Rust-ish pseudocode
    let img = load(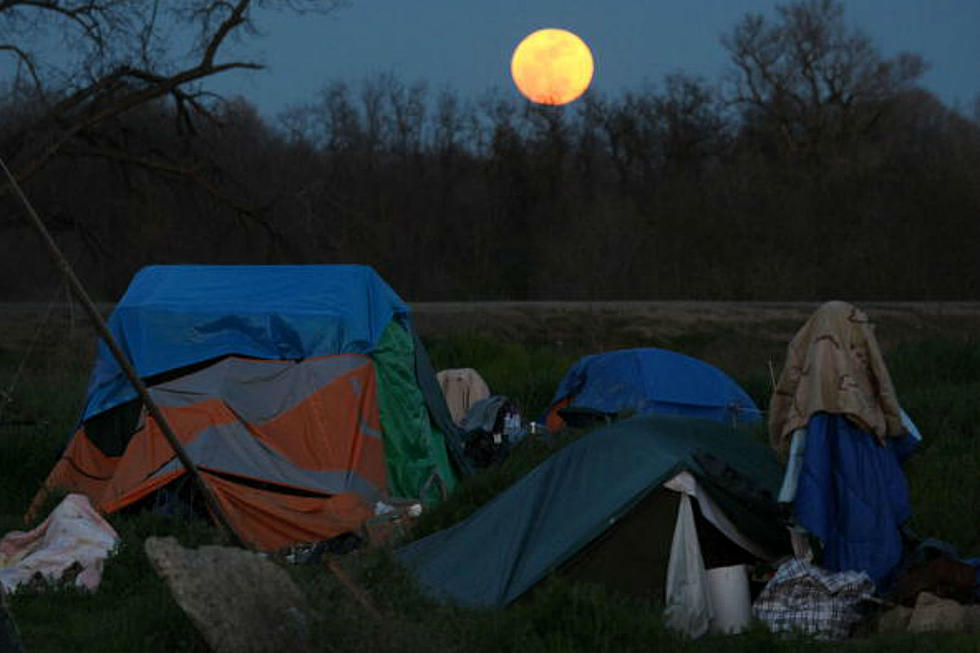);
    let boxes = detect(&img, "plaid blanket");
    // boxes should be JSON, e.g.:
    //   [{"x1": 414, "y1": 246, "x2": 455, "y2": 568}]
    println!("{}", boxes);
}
[{"x1": 753, "y1": 558, "x2": 875, "y2": 640}]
